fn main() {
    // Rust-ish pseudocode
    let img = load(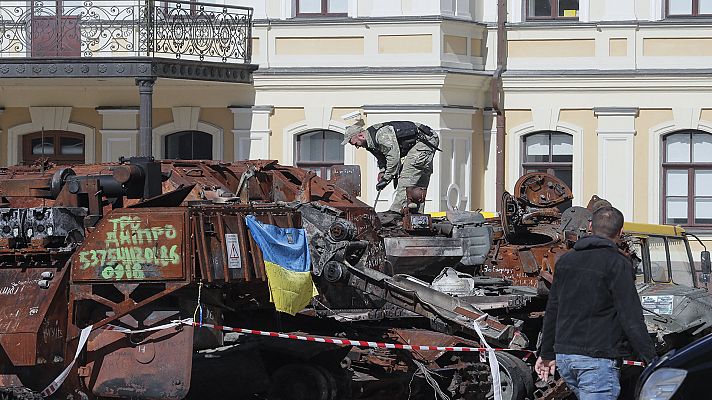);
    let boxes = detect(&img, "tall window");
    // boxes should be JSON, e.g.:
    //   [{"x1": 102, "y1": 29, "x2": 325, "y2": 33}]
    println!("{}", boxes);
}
[
  {"x1": 667, "y1": 0, "x2": 712, "y2": 16},
  {"x1": 527, "y1": 0, "x2": 579, "y2": 19},
  {"x1": 295, "y1": 130, "x2": 344, "y2": 179},
  {"x1": 165, "y1": 131, "x2": 213, "y2": 160},
  {"x1": 522, "y1": 131, "x2": 573, "y2": 209},
  {"x1": 296, "y1": 0, "x2": 348, "y2": 16},
  {"x1": 22, "y1": 131, "x2": 85, "y2": 165},
  {"x1": 662, "y1": 130, "x2": 712, "y2": 226}
]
